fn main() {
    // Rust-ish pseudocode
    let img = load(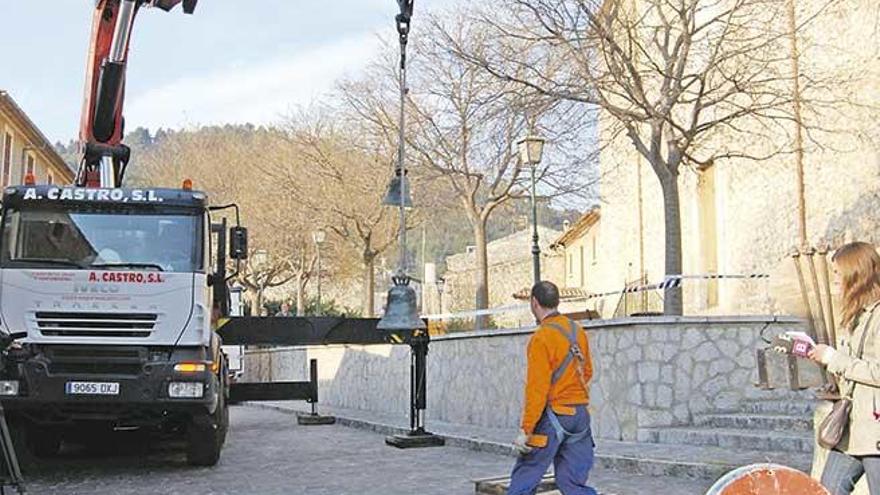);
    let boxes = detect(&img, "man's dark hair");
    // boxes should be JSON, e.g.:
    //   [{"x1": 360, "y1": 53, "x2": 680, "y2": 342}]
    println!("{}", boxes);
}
[{"x1": 531, "y1": 281, "x2": 560, "y2": 308}]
